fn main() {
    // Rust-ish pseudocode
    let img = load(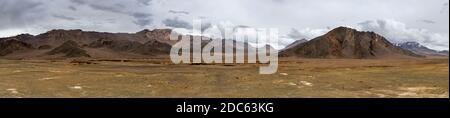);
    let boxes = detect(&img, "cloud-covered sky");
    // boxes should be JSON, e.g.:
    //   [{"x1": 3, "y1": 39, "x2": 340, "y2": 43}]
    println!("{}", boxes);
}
[{"x1": 0, "y1": 0, "x2": 448, "y2": 50}]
